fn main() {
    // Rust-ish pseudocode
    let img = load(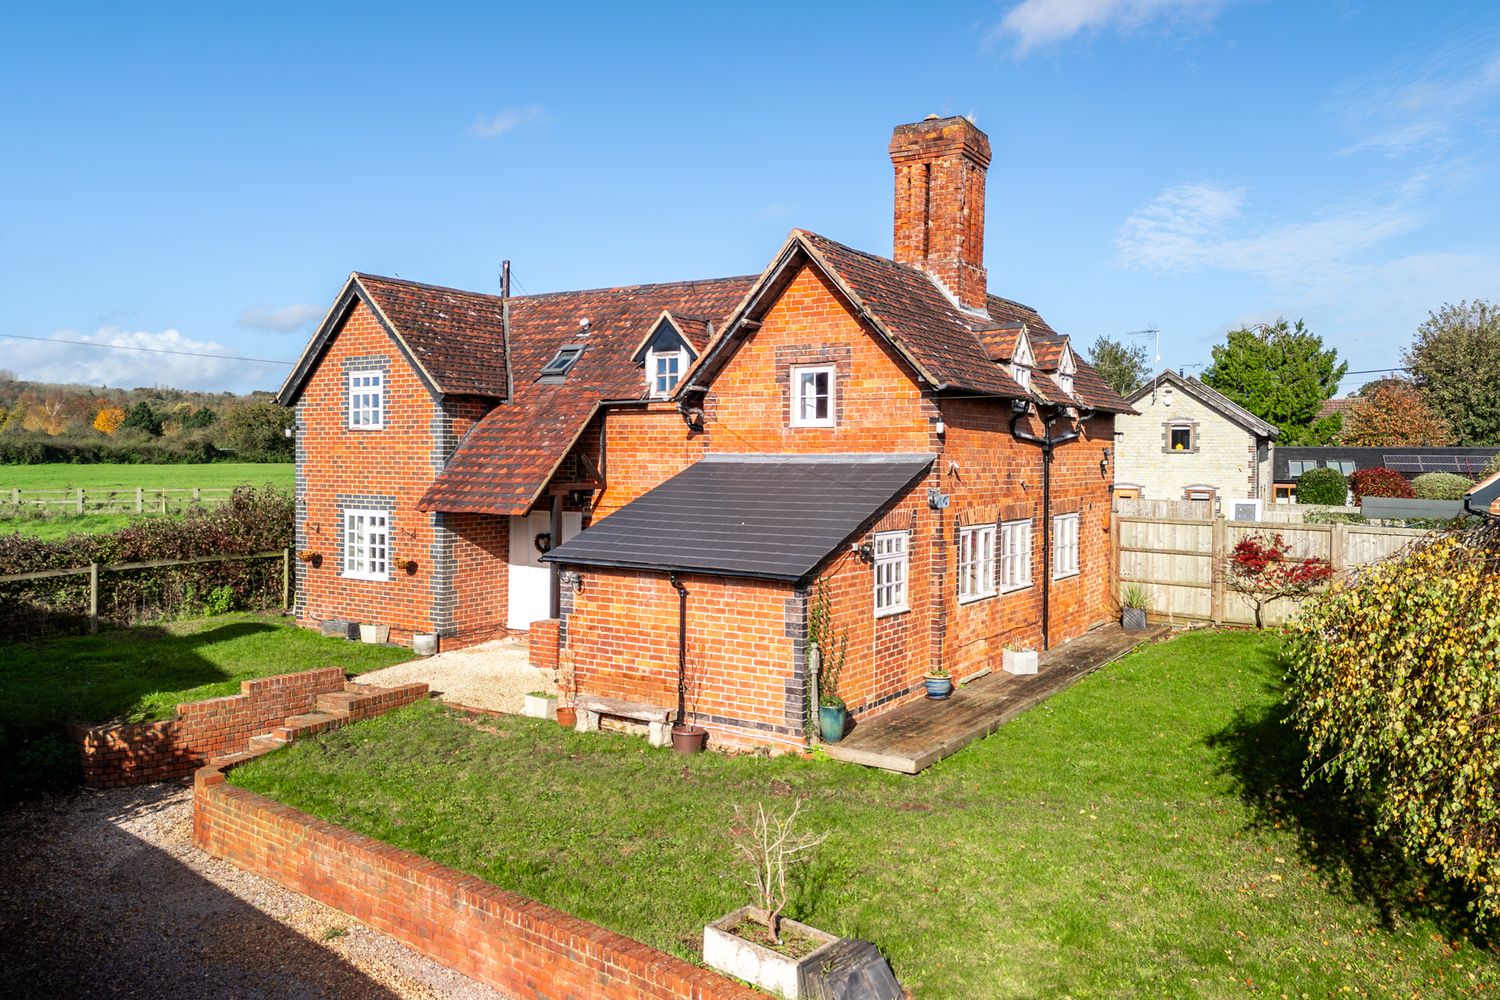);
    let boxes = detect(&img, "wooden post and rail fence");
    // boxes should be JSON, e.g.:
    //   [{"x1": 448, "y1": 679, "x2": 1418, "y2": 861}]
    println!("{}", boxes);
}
[
  {"x1": 0, "y1": 548, "x2": 293, "y2": 634},
  {"x1": 1112, "y1": 515, "x2": 1432, "y2": 628},
  {"x1": 4, "y1": 486, "x2": 238, "y2": 515}
]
